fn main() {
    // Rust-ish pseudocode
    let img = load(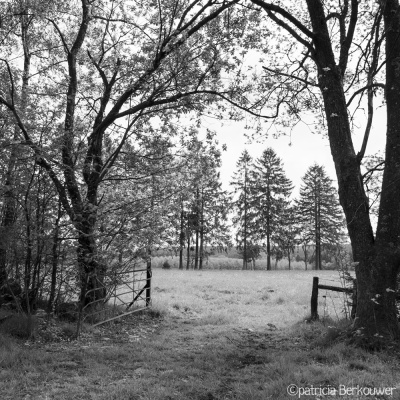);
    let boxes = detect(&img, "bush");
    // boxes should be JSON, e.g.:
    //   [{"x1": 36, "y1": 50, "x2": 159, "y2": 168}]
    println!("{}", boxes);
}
[
  {"x1": 0, "y1": 313, "x2": 37, "y2": 339},
  {"x1": 295, "y1": 254, "x2": 303, "y2": 262},
  {"x1": 0, "y1": 279, "x2": 22, "y2": 309},
  {"x1": 61, "y1": 323, "x2": 77, "y2": 339},
  {"x1": 56, "y1": 302, "x2": 79, "y2": 322},
  {"x1": 162, "y1": 260, "x2": 171, "y2": 269}
]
